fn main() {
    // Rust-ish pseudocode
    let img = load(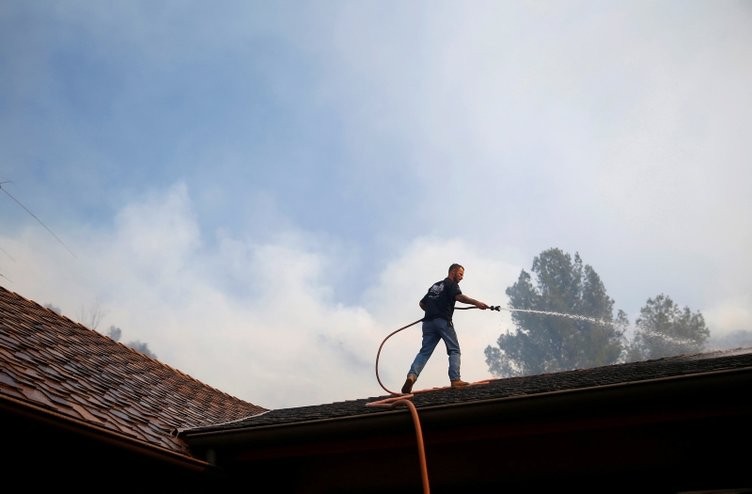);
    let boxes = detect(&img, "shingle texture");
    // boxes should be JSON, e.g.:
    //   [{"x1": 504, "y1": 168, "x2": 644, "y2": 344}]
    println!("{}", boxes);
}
[
  {"x1": 0, "y1": 285, "x2": 266, "y2": 454},
  {"x1": 4, "y1": 283, "x2": 752, "y2": 456},
  {"x1": 186, "y1": 345, "x2": 752, "y2": 433}
]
